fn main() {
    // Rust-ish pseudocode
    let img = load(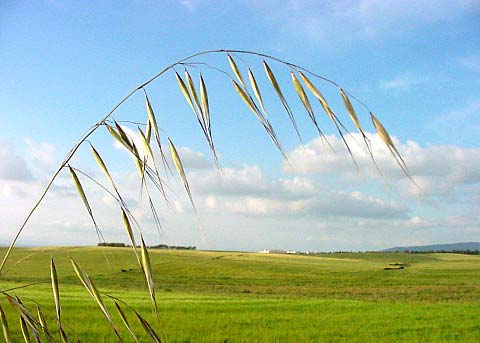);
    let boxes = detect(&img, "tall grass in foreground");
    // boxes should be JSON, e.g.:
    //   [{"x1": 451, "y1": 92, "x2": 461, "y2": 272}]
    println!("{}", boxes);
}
[{"x1": 0, "y1": 49, "x2": 413, "y2": 342}]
